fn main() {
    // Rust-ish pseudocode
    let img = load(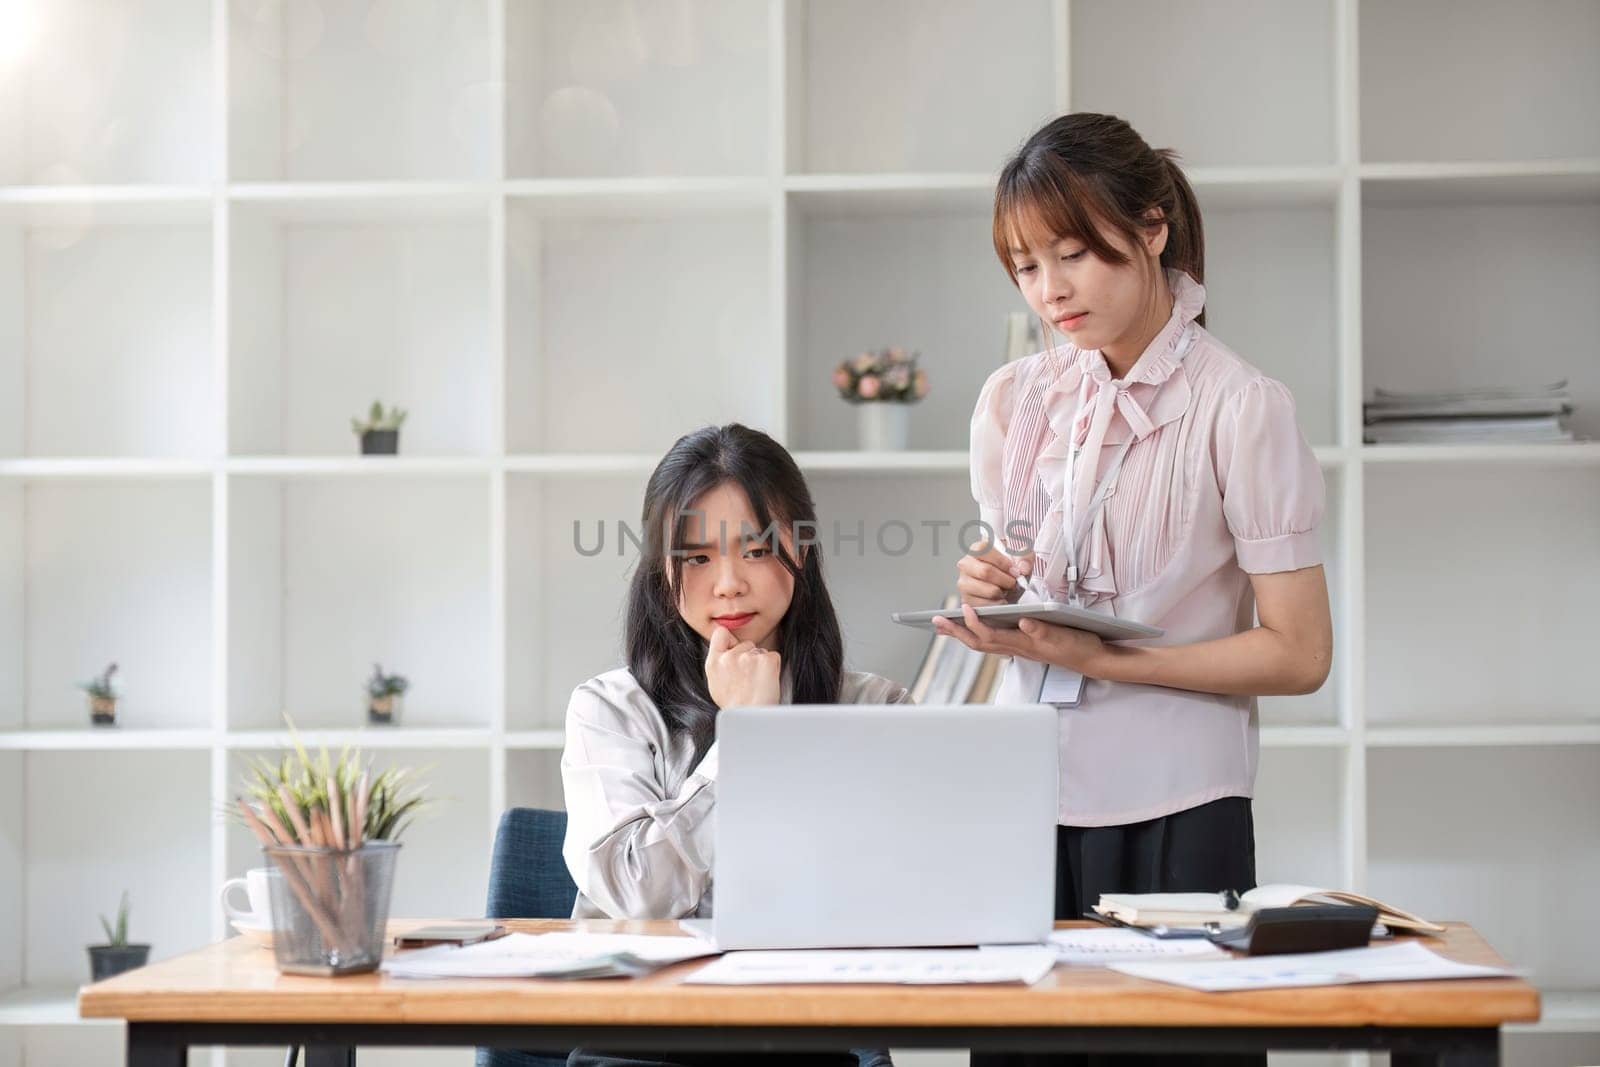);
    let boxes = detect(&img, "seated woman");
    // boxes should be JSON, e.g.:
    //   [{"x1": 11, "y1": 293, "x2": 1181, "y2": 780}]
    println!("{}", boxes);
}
[{"x1": 560, "y1": 423, "x2": 903, "y2": 1067}]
